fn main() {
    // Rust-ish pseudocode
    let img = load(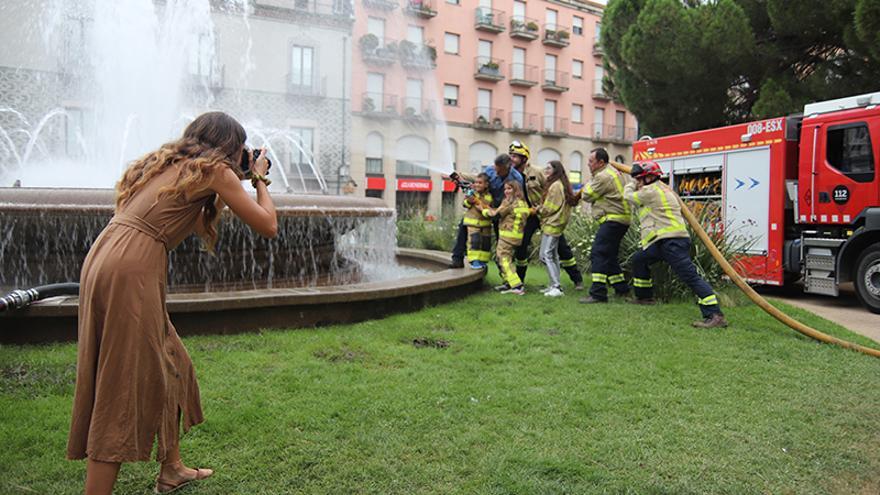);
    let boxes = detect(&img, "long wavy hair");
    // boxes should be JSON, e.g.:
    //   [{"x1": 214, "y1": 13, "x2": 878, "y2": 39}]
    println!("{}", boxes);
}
[
  {"x1": 115, "y1": 111, "x2": 247, "y2": 251},
  {"x1": 545, "y1": 160, "x2": 578, "y2": 206}
]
